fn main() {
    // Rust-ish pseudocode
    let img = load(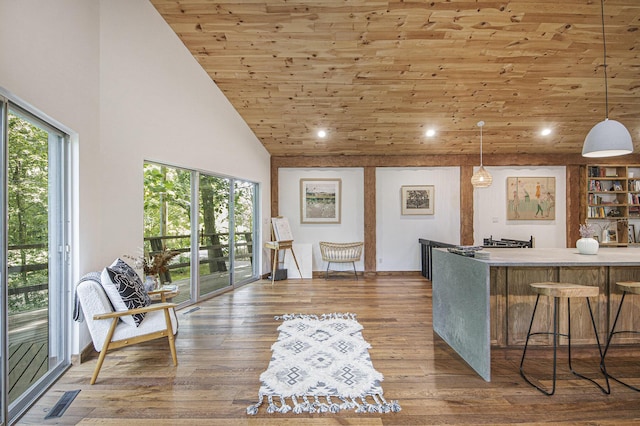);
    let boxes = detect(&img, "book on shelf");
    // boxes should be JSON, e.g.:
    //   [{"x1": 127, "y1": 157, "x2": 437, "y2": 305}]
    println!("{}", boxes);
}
[
  {"x1": 590, "y1": 180, "x2": 604, "y2": 191},
  {"x1": 605, "y1": 167, "x2": 618, "y2": 177},
  {"x1": 588, "y1": 166, "x2": 614, "y2": 177}
]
